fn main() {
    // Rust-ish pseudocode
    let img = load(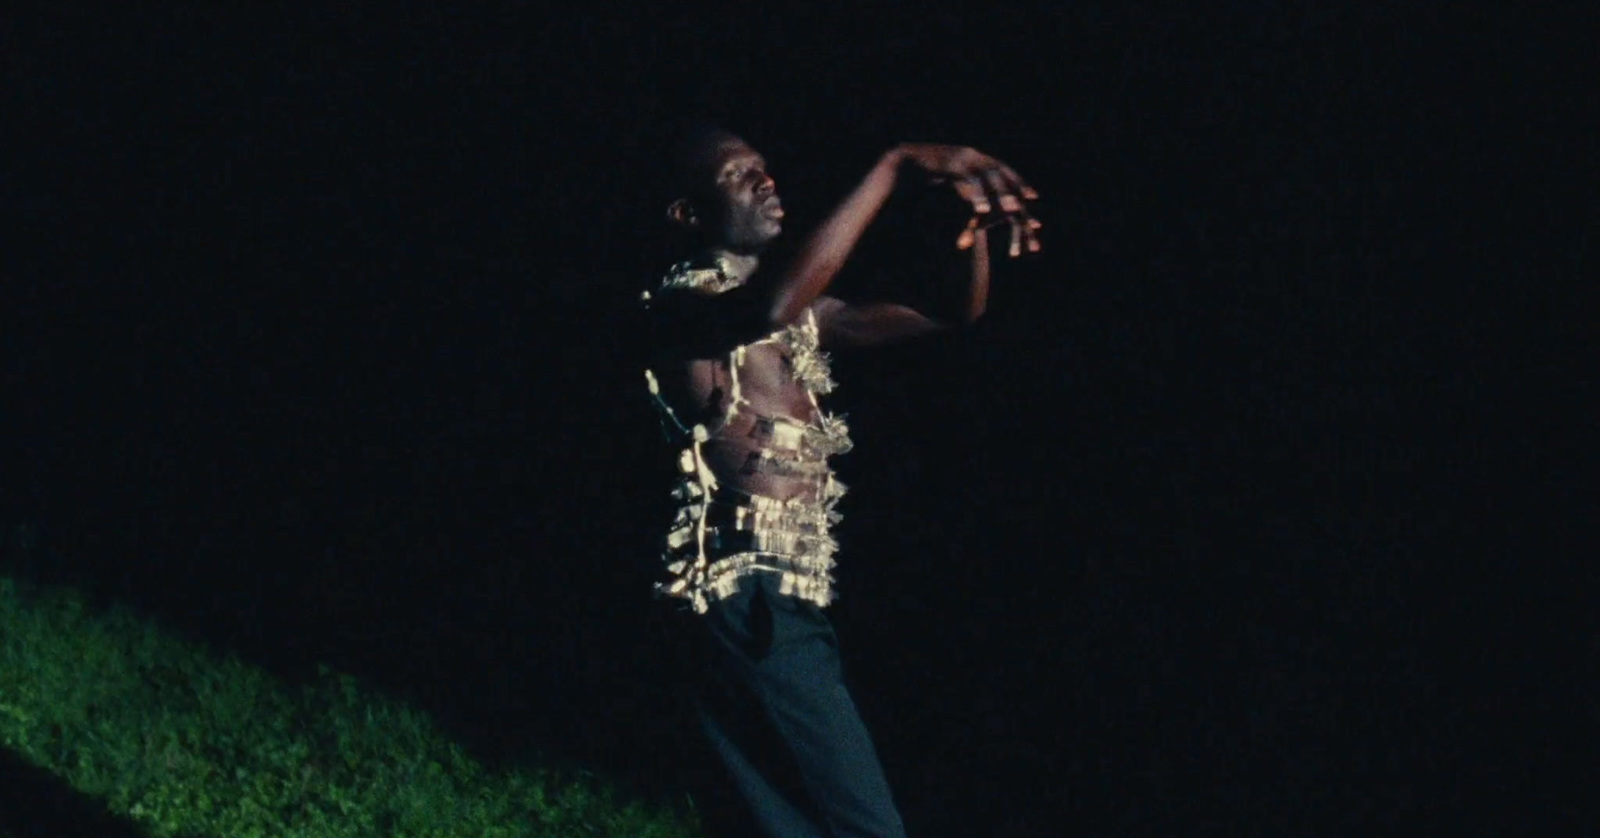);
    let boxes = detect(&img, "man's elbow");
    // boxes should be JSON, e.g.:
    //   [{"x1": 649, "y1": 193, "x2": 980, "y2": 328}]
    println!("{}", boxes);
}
[
  {"x1": 768, "y1": 298, "x2": 804, "y2": 328},
  {"x1": 767, "y1": 277, "x2": 820, "y2": 327}
]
